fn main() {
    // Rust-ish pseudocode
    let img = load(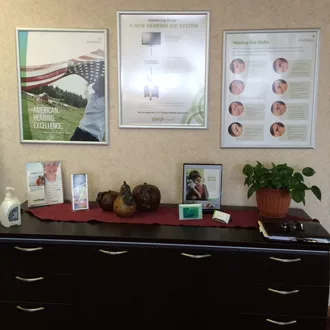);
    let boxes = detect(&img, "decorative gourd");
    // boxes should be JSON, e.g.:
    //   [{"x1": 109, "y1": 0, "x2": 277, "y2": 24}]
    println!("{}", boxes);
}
[
  {"x1": 132, "y1": 182, "x2": 161, "y2": 212},
  {"x1": 113, "y1": 181, "x2": 136, "y2": 218},
  {"x1": 96, "y1": 190, "x2": 119, "y2": 211}
]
